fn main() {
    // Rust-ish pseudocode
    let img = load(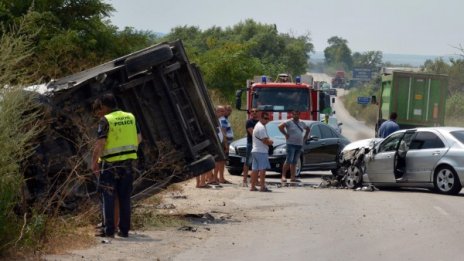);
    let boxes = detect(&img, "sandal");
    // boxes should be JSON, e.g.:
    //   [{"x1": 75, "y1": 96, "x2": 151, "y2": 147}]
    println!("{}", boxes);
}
[
  {"x1": 260, "y1": 187, "x2": 272, "y2": 192},
  {"x1": 220, "y1": 180, "x2": 233, "y2": 184},
  {"x1": 197, "y1": 184, "x2": 211, "y2": 189},
  {"x1": 250, "y1": 187, "x2": 258, "y2": 192},
  {"x1": 281, "y1": 178, "x2": 287, "y2": 183}
]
